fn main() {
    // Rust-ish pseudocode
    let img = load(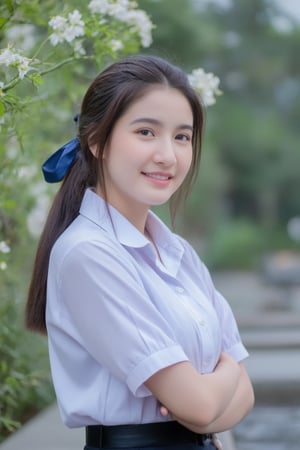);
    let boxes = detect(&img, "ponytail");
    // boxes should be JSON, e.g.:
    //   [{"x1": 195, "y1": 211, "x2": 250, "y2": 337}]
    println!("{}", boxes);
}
[{"x1": 25, "y1": 155, "x2": 90, "y2": 333}]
